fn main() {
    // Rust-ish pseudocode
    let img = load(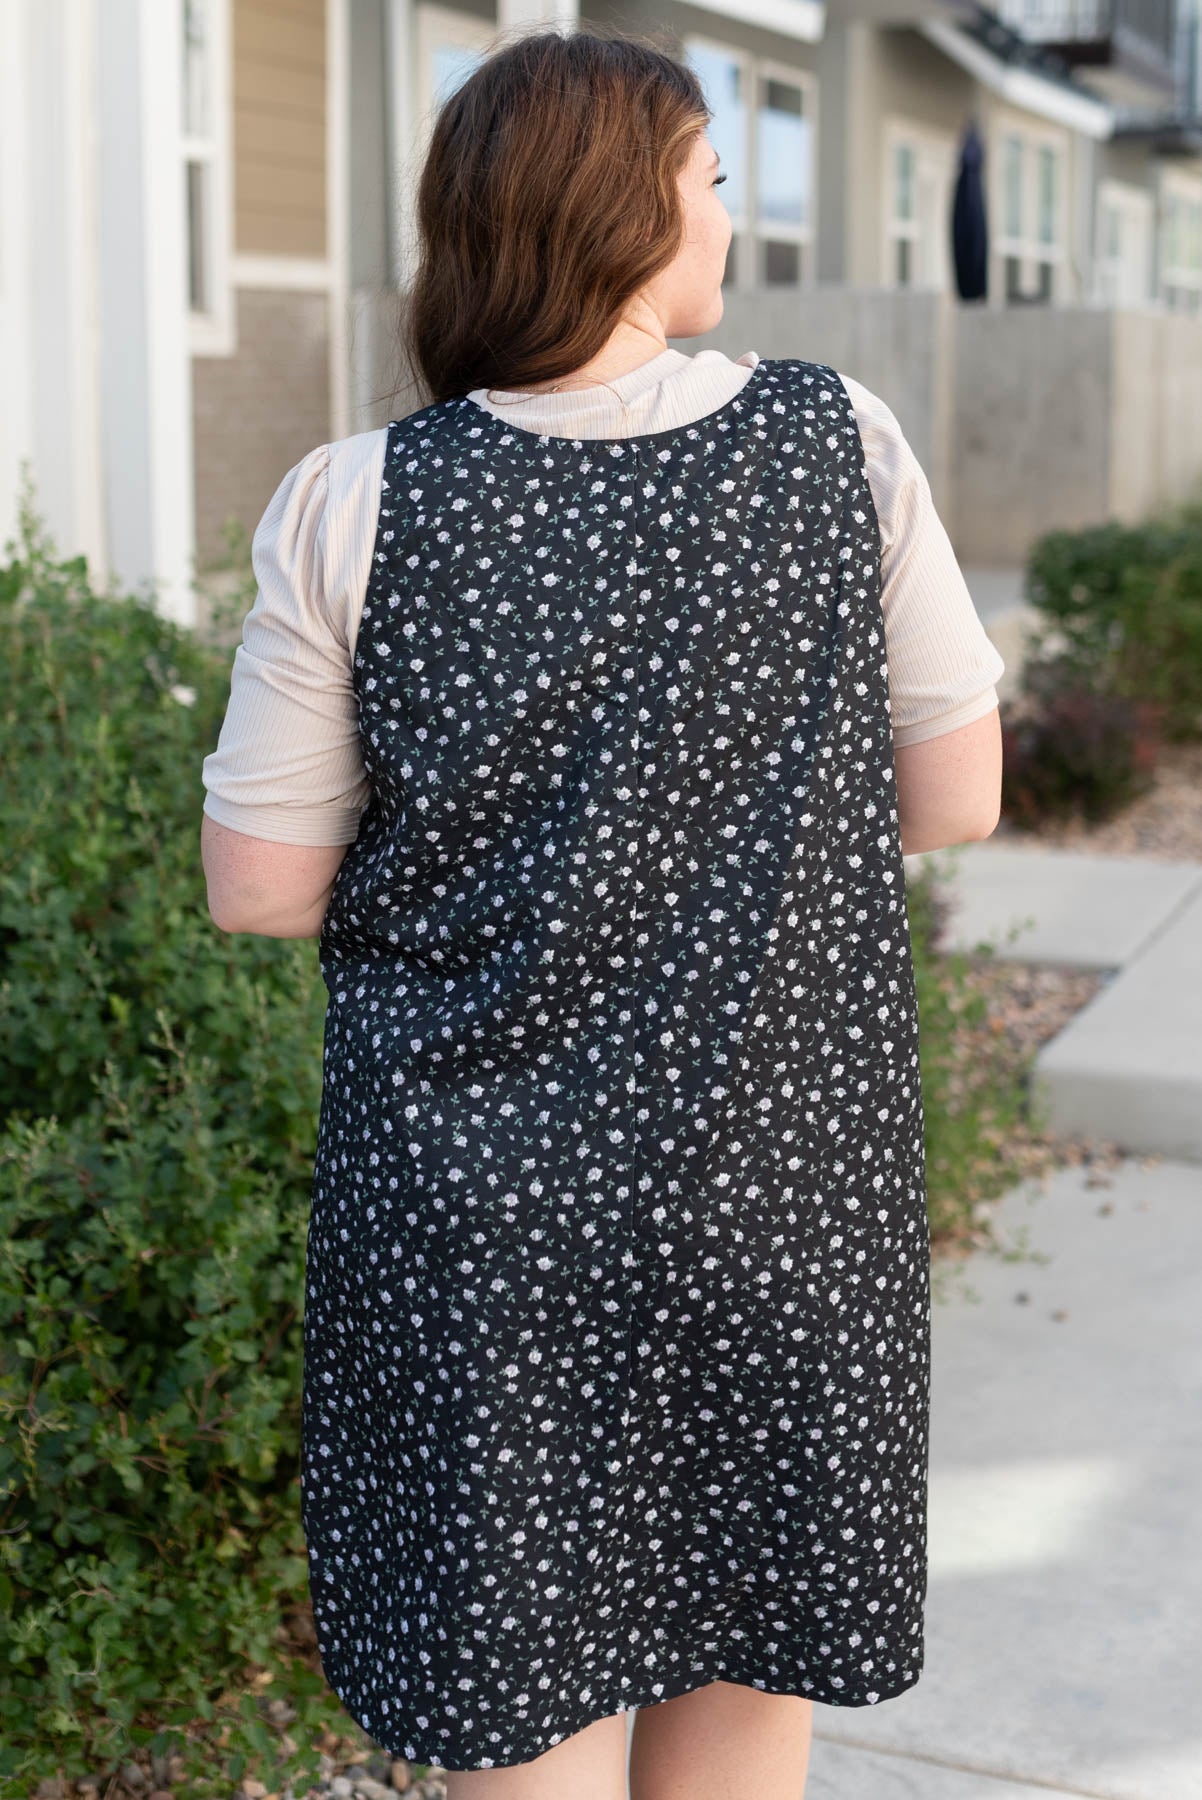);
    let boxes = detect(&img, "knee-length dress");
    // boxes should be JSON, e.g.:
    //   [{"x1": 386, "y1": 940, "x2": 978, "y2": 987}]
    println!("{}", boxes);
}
[{"x1": 301, "y1": 355, "x2": 931, "y2": 1771}]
